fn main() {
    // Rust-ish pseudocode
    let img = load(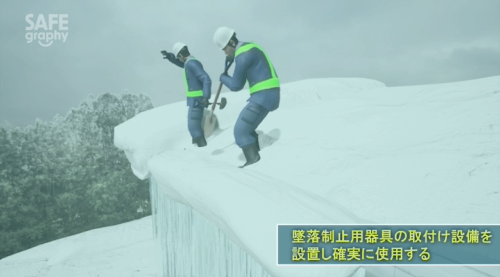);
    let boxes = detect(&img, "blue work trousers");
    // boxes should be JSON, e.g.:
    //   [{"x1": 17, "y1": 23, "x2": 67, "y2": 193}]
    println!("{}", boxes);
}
[
  {"x1": 234, "y1": 101, "x2": 269, "y2": 148},
  {"x1": 188, "y1": 105, "x2": 205, "y2": 139}
]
